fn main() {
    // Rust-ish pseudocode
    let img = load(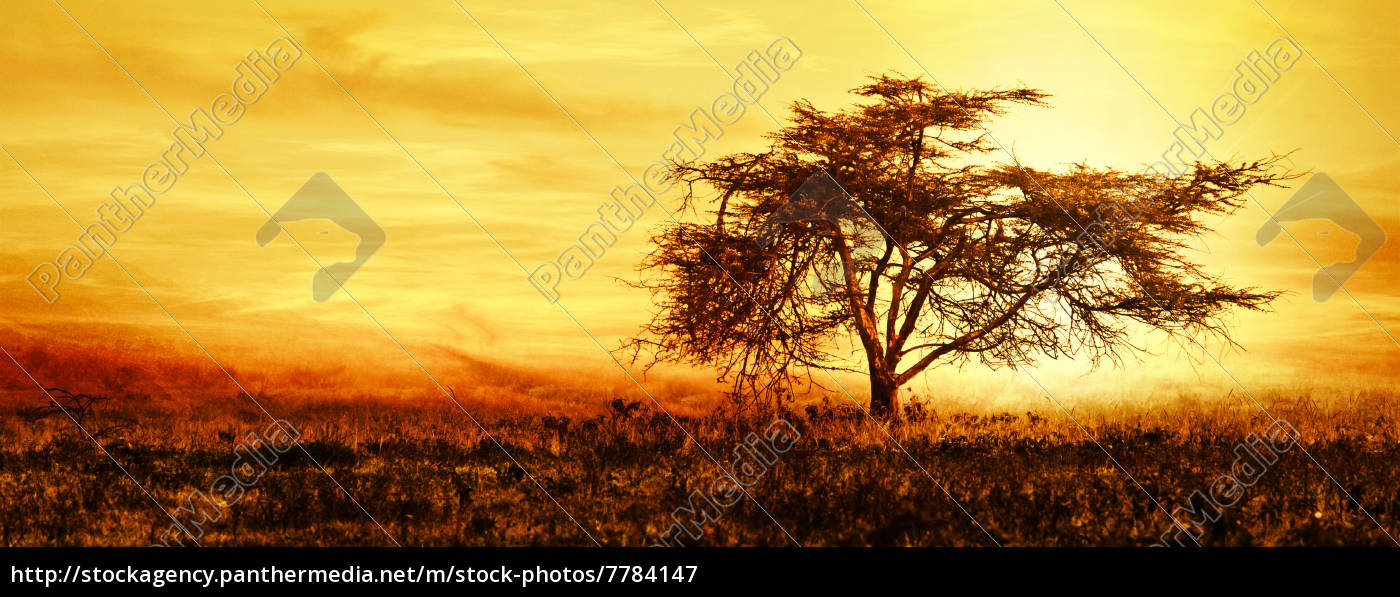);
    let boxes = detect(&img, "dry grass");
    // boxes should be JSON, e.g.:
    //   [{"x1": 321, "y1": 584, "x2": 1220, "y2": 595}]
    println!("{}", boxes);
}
[{"x1": 1, "y1": 385, "x2": 1398, "y2": 546}]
